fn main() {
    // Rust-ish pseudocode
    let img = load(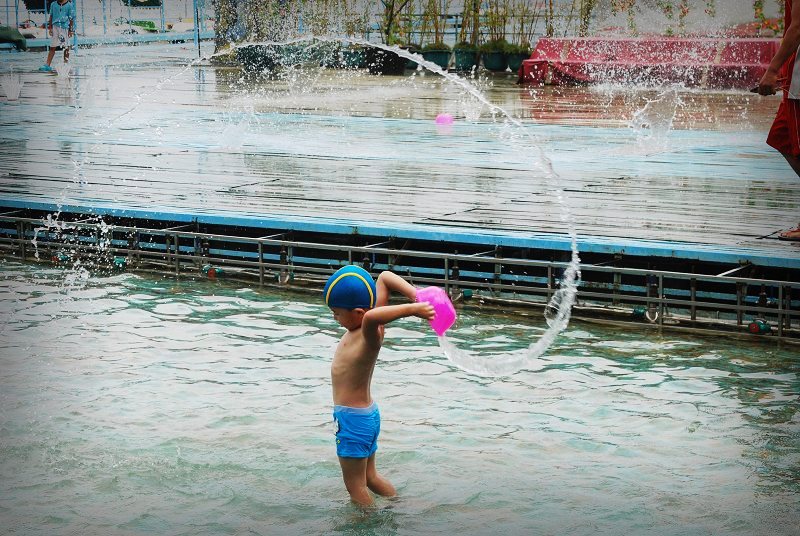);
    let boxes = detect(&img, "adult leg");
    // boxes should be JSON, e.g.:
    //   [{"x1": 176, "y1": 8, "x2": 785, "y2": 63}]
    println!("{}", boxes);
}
[
  {"x1": 366, "y1": 454, "x2": 396, "y2": 497},
  {"x1": 338, "y1": 456, "x2": 373, "y2": 506},
  {"x1": 778, "y1": 153, "x2": 800, "y2": 239},
  {"x1": 782, "y1": 152, "x2": 800, "y2": 177},
  {"x1": 45, "y1": 48, "x2": 56, "y2": 66}
]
